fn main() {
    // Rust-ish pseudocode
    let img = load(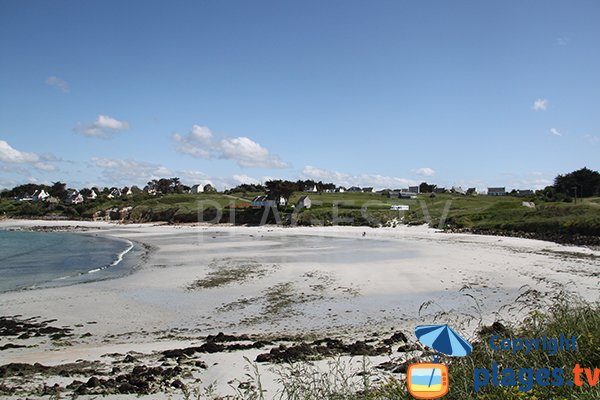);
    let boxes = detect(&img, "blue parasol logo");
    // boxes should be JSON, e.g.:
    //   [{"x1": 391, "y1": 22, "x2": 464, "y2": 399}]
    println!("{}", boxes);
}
[{"x1": 415, "y1": 324, "x2": 473, "y2": 357}]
